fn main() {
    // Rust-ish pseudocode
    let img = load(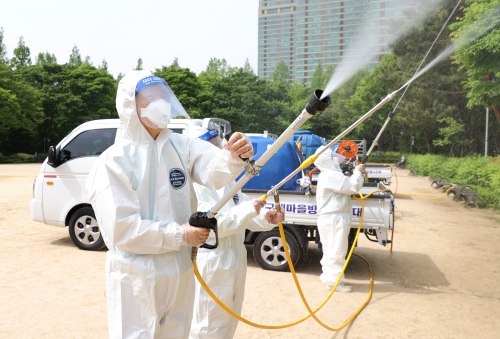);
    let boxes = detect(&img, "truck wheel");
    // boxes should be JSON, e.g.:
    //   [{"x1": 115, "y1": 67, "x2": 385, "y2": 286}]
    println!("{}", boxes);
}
[
  {"x1": 68, "y1": 207, "x2": 106, "y2": 251},
  {"x1": 253, "y1": 229, "x2": 300, "y2": 272}
]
